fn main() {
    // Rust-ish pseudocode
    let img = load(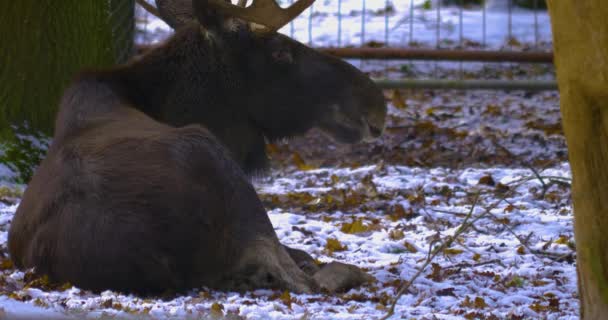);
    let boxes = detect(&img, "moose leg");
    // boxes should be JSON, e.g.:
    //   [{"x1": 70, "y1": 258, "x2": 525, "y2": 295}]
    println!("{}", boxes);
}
[
  {"x1": 313, "y1": 262, "x2": 375, "y2": 293},
  {"x1": 226, "y1": 238, "x2": 319, "y2": 293},
  {"x1": 282, "y1": 245, "x2": 374, "y2": 293},
  {"x1": 282, "y1": 245, "x2": 320, "y2": 276}
]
